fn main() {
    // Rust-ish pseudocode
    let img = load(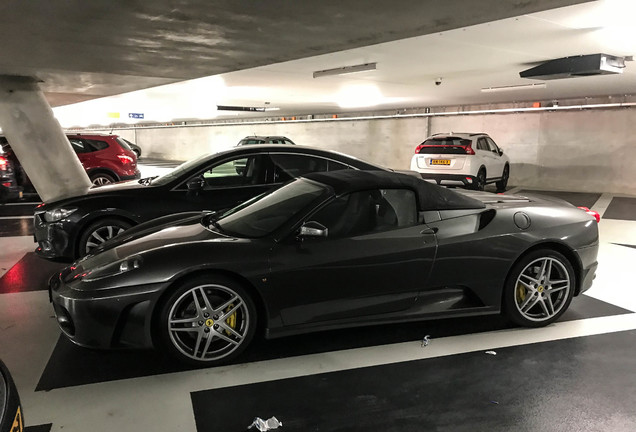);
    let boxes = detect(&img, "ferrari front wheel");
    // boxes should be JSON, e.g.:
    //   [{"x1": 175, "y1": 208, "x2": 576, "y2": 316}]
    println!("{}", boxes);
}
[
  {"x1": 157, "y1": 275, "x2": 257, "y2": 366},
  {"x1": 503, "y1": 249, "x2": 575, "y2": 327}
]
